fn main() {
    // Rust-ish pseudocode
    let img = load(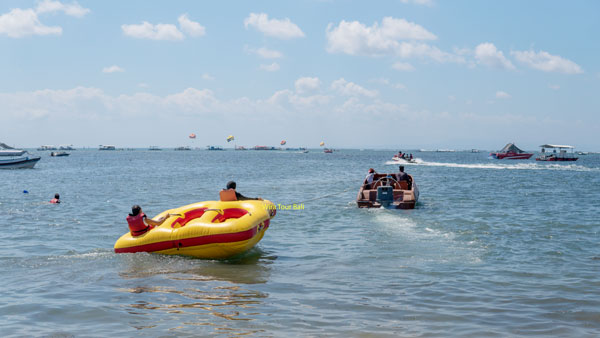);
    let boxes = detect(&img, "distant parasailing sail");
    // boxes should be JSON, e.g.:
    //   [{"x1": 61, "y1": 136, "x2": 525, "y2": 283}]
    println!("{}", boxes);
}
[
  {"x1": 280, "y1": 140, "x2": 286, "y2": 145},
  {"x1": 189, "y1": 133, "x2": 196, "y2": 139},
  {"x1": 319, "y1": 141, "x2": 325, "y2": 147},
  {"x1": 227, "y1": 135, "x2": 235, "y2": 142}
]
